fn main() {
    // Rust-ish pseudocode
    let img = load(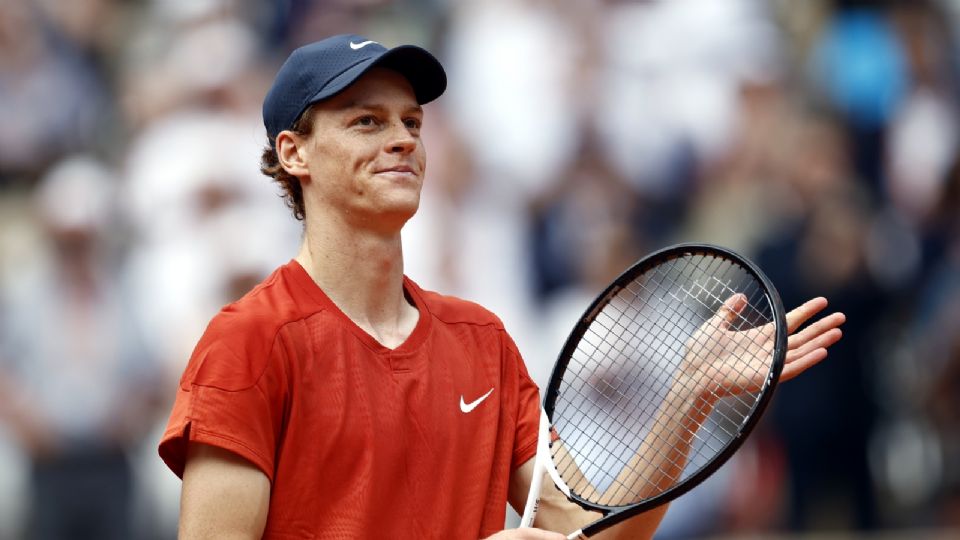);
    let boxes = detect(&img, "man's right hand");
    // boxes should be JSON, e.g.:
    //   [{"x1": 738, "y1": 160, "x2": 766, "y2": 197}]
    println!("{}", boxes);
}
[{"x1": 483, "y1": 528, "x2": 566, "y2": 539}]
